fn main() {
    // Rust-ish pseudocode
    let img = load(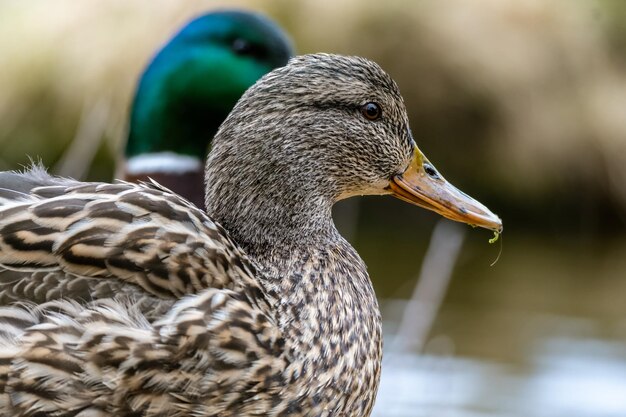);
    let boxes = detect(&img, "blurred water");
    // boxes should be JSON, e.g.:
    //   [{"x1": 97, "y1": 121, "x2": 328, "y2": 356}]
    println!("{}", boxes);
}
[
  {"x1": 342, "y1": 197, "x2": 626, "y2": 417},
  {"x1": 374, "y1": 306, "x2": 626, "y2": 417}
]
